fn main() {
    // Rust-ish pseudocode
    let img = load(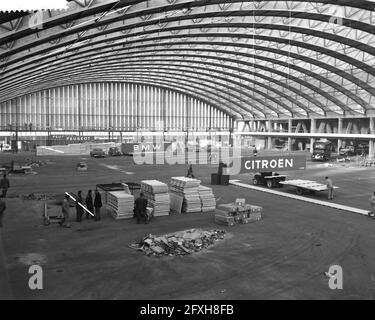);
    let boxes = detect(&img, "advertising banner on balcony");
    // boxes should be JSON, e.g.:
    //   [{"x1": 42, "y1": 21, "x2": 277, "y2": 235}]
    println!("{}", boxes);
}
[
  {"x1": 121, "y1": 142, "x2": 172, "y2": 155},
  {"x1": 239, "y1": 155, "x2": 306, "y2": 173},
  {"x1": 50, "y1": 135, "x2": 95, "y2": 143}
]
